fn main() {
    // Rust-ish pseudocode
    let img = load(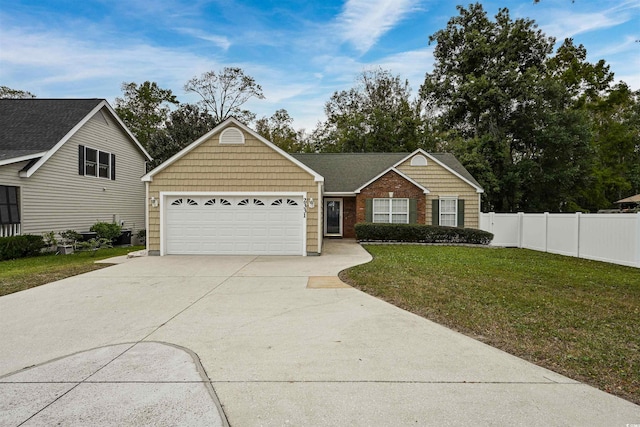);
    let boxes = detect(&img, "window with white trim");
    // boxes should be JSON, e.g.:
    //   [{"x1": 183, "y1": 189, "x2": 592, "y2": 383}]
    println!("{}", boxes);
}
[
  {"x1": 373, "y1": 198, "x2": 409, "y2": 224},
  {"x1": 439, "y1": 197, "x2": 457, "y2": 226},
  {"x1": 81, "y1": 146, "x2": 114, "y2": 179}
]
